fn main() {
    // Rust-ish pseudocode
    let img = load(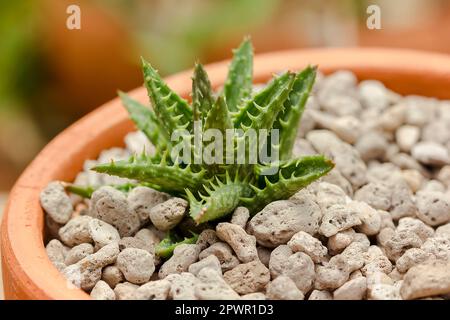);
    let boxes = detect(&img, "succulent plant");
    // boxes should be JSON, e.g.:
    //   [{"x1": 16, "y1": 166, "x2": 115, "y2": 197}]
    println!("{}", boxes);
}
[{"x1": 73, "y1": 38, "x2": 334, "y2": 230}]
